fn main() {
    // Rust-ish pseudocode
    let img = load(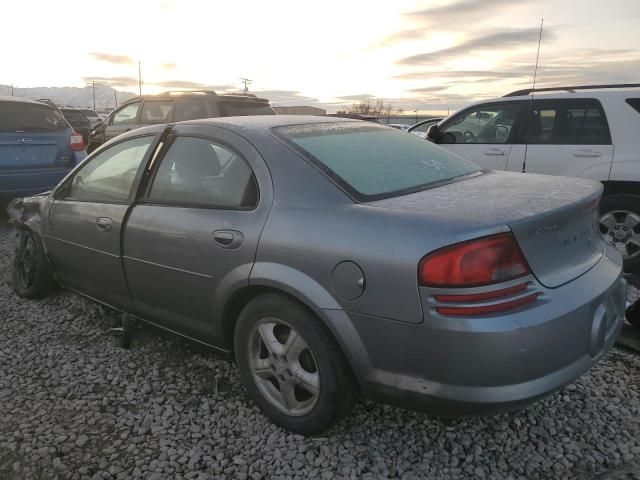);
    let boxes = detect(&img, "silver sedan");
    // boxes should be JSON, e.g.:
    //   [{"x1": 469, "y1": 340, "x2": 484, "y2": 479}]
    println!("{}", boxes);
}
[{"x1": 8, "y1": 116, "x2": 626, "y2": 435}]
